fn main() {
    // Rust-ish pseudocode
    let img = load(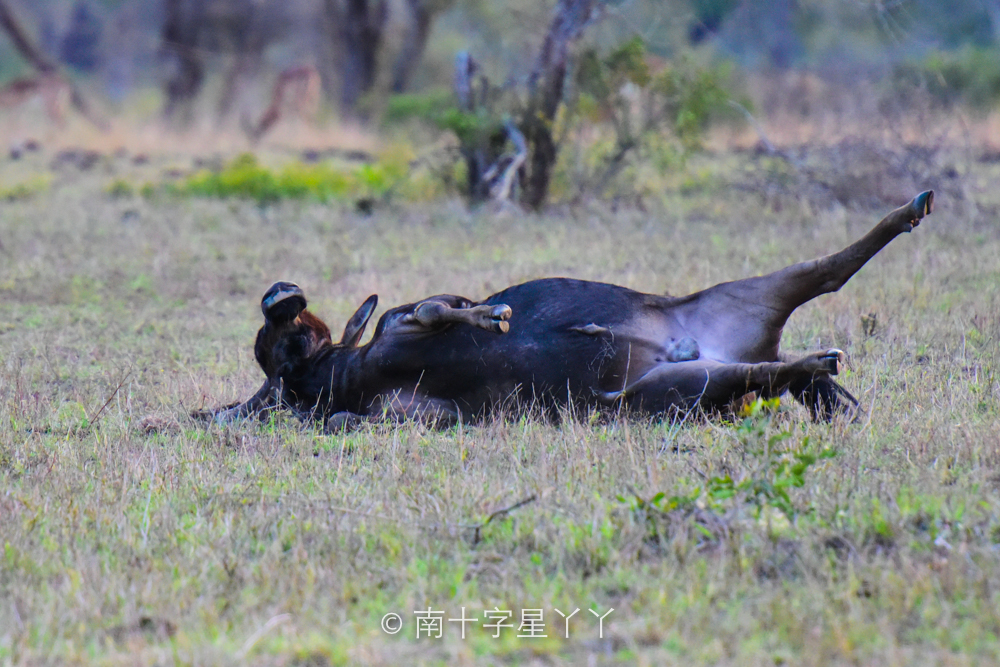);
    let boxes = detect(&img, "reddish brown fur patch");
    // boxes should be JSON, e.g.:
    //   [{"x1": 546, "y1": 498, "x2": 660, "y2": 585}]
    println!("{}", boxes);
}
[{"x1": 297, "y1": 309, "x2": 333, "y2": 351}]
